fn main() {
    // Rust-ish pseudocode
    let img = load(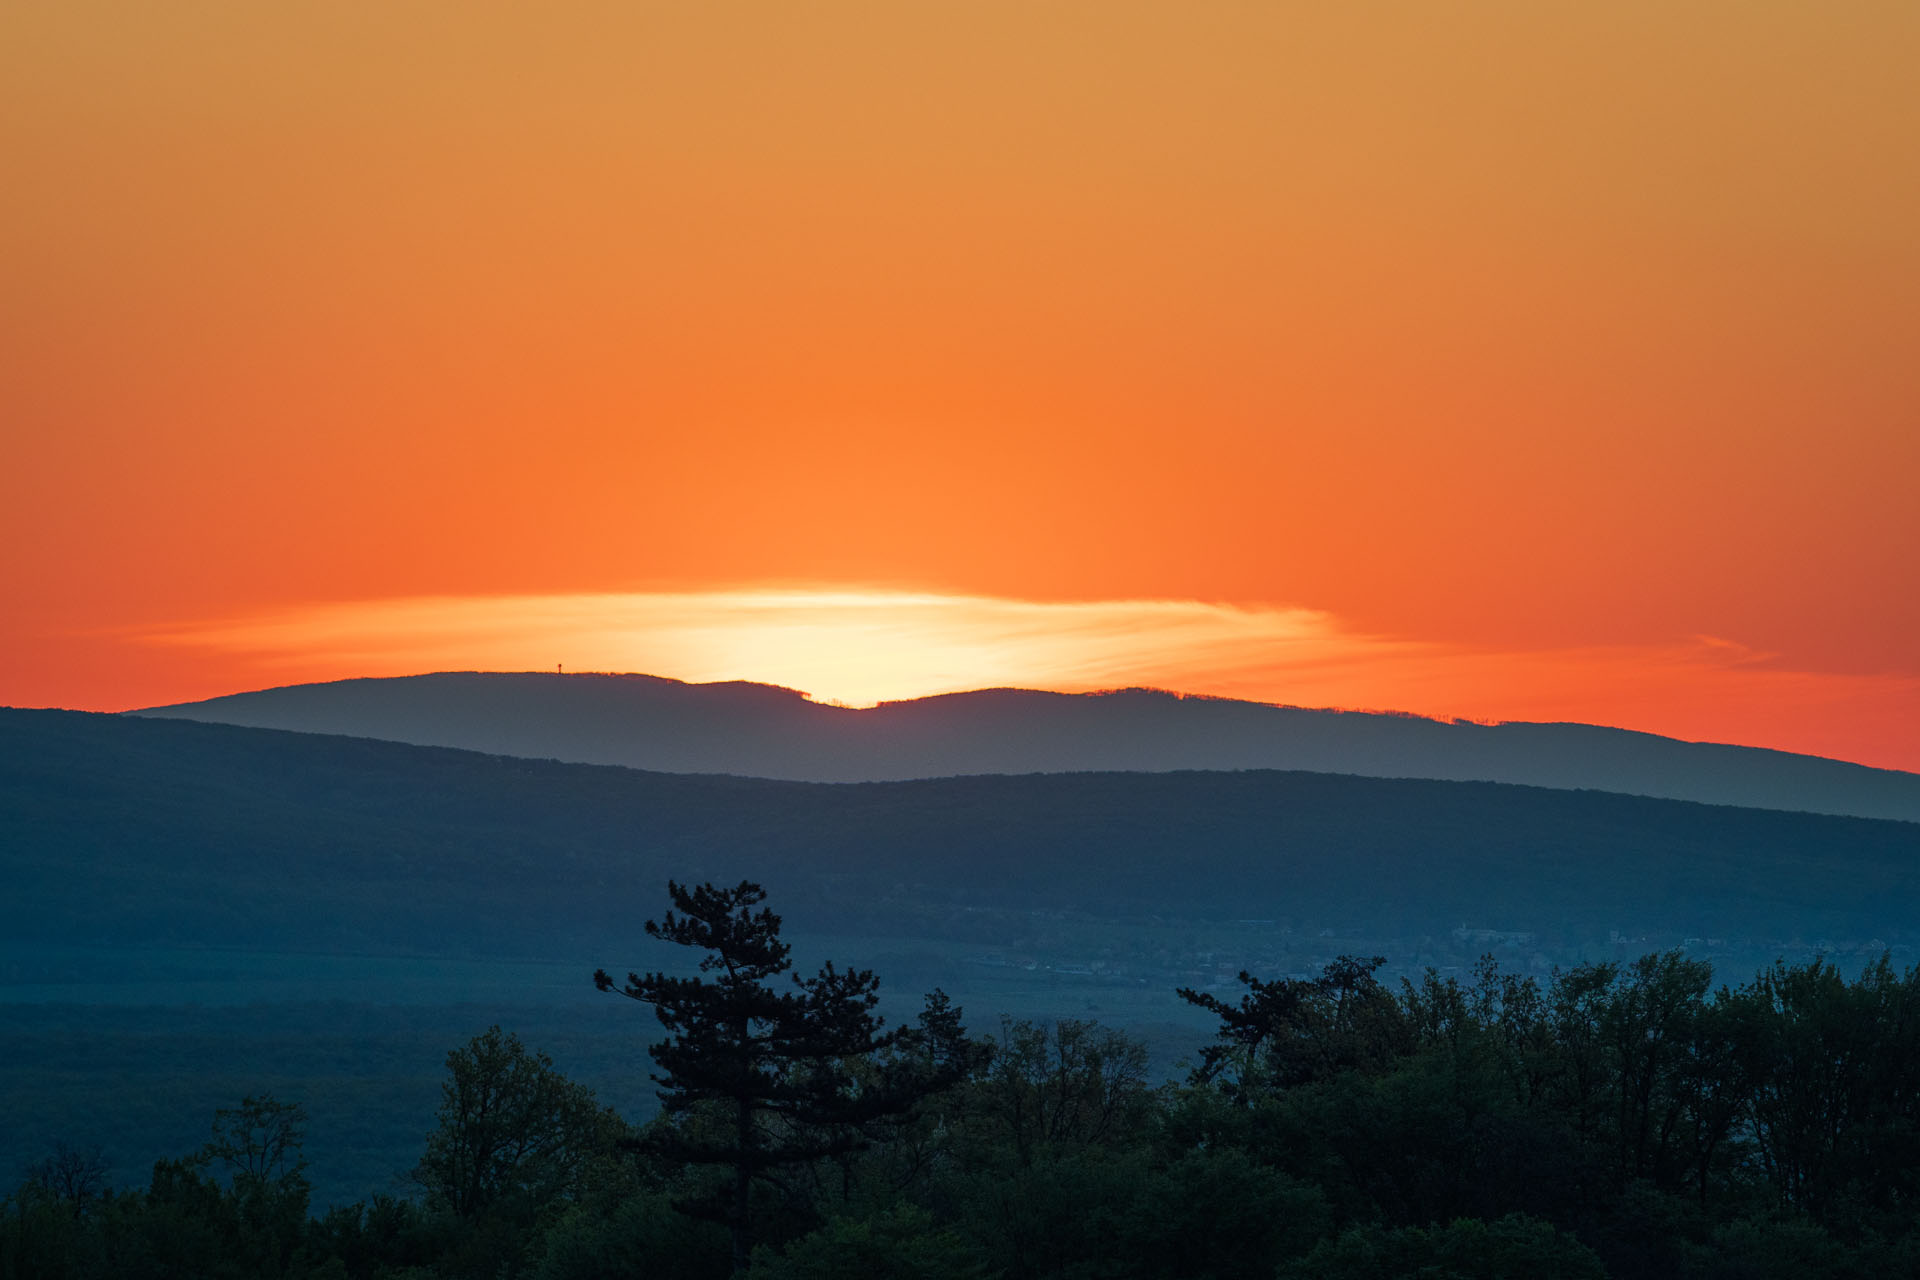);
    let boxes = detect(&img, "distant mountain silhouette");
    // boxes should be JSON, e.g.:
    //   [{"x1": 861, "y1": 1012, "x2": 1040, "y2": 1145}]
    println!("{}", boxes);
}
[
  {"x1": 131, "y1": 673, "x2": 1920, "y2": 823},
  {"x1": 9, "y1": 707, "x2": 1920, "y2": 956}
]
